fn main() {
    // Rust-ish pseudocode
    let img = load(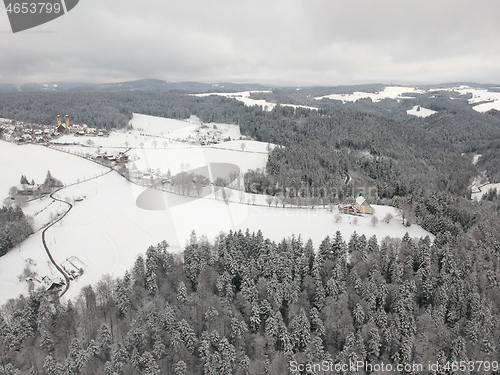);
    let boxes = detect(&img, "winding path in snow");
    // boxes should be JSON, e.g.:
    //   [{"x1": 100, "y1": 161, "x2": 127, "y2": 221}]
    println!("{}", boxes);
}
[
  {"x1": 41, "y1": 188, "x2": 73, "y2": 296},
  {"x1": 40, "y1": 168, "x2": 114, "y2": 297}
]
